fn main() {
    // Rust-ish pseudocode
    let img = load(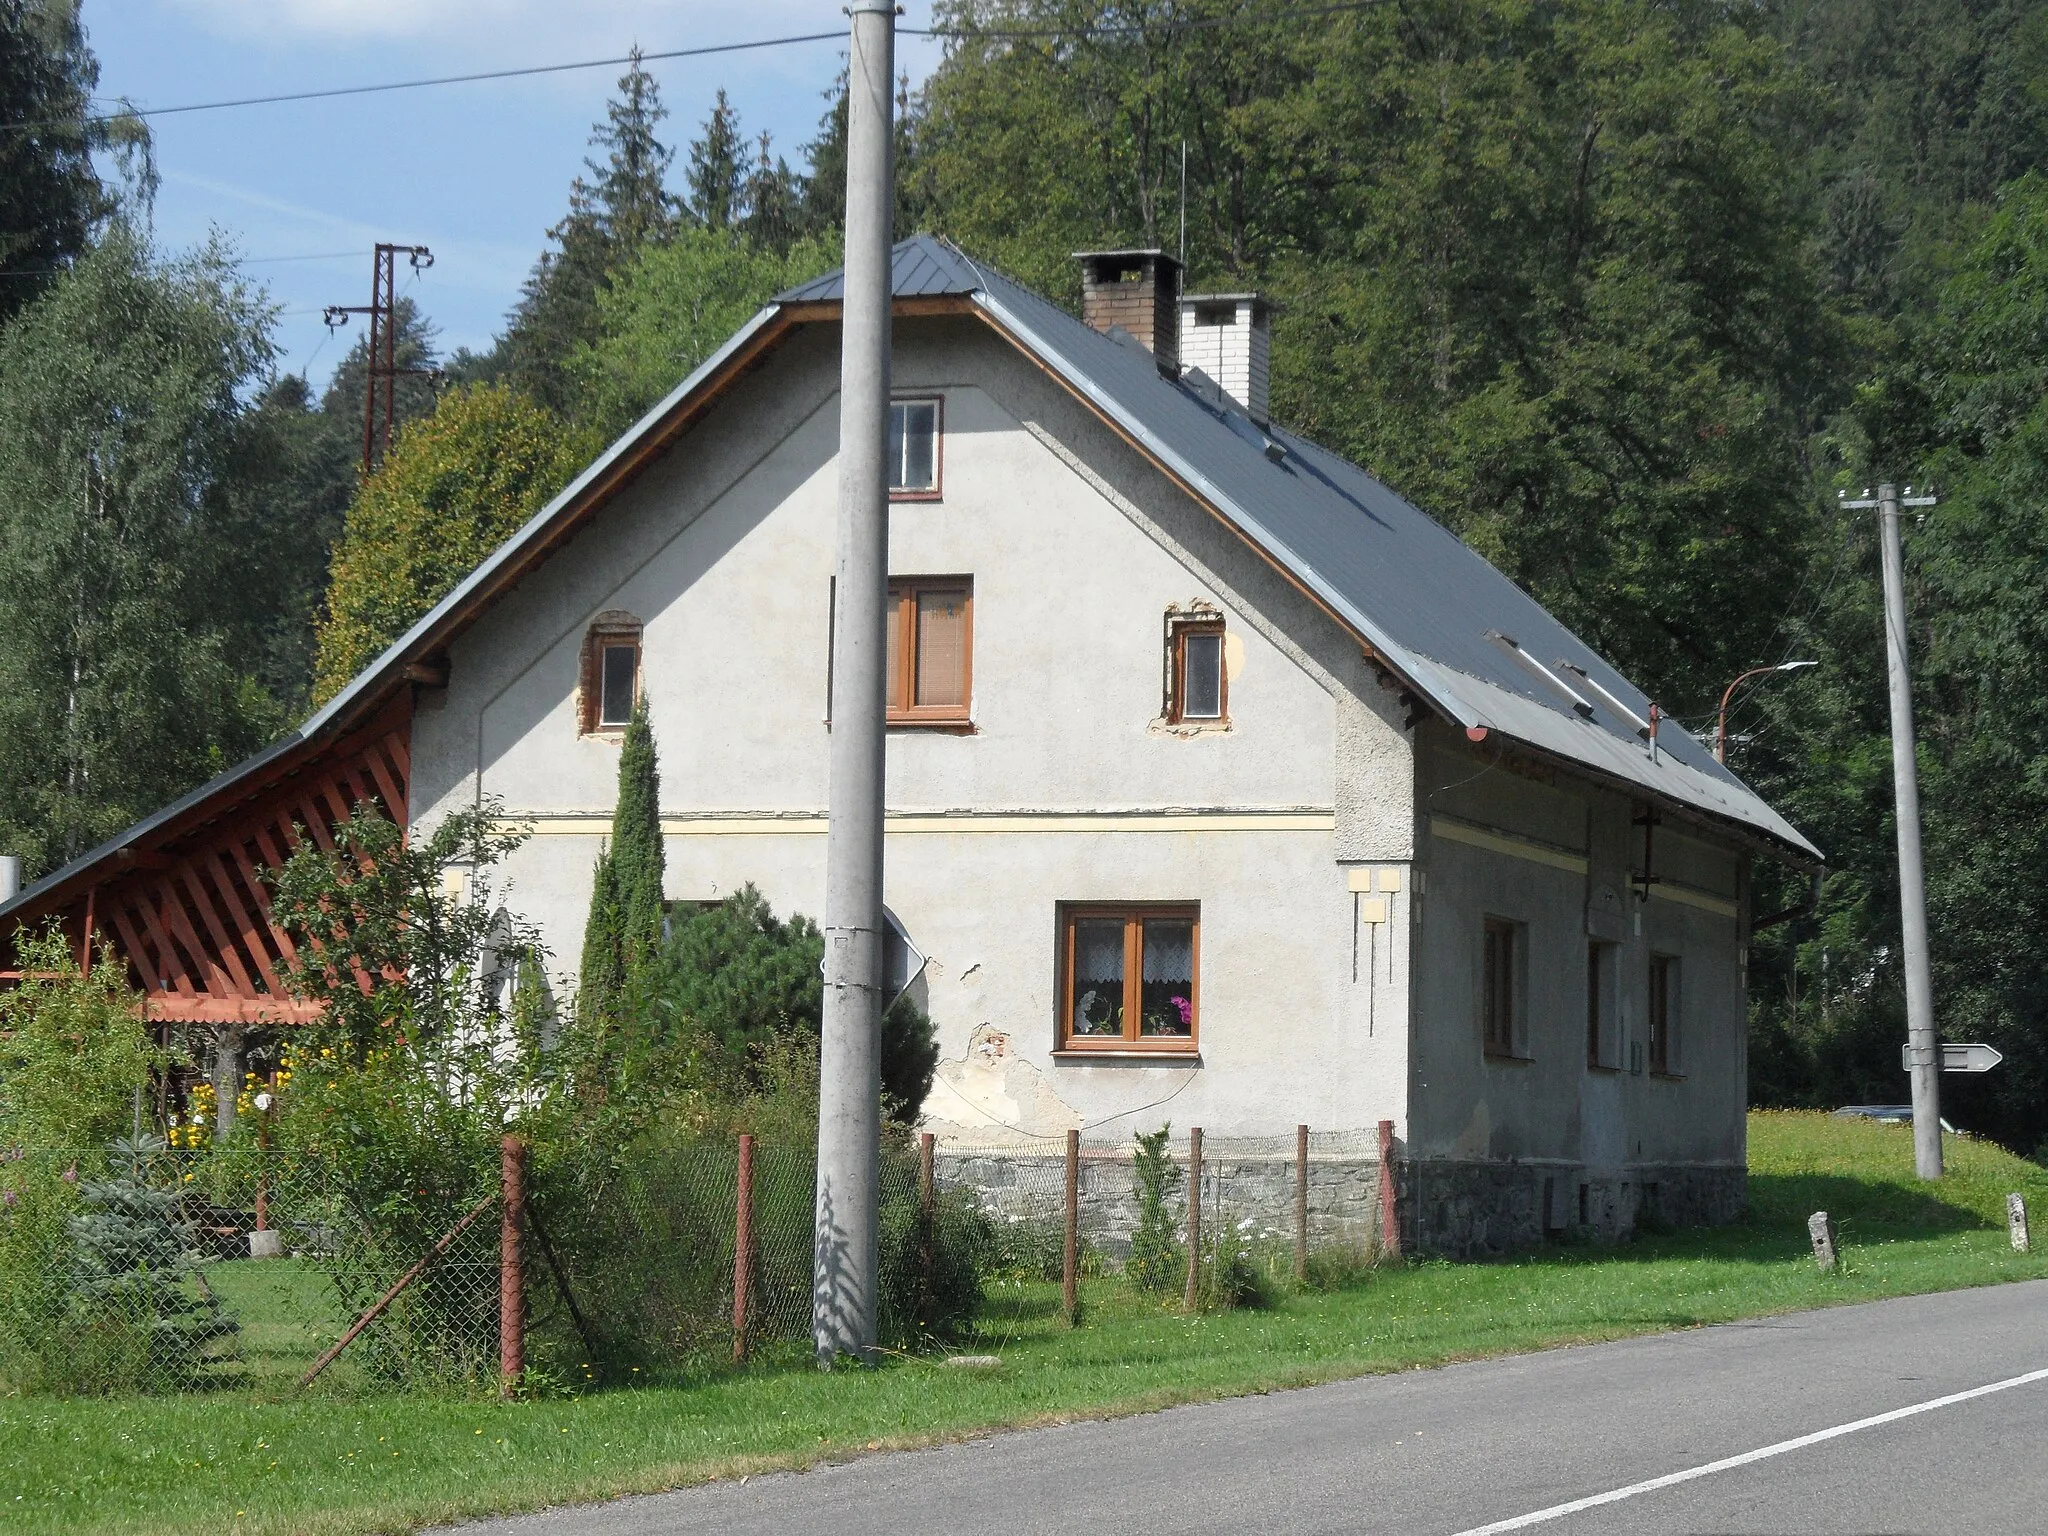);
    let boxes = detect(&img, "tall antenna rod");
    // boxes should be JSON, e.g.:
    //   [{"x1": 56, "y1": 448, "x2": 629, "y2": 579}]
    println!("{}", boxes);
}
[{"x1": 1178, "y1": 139, "x2": 1187, "y2": 270}]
